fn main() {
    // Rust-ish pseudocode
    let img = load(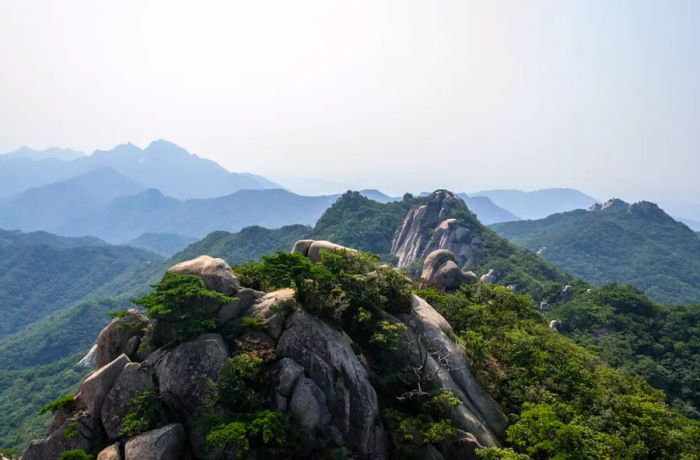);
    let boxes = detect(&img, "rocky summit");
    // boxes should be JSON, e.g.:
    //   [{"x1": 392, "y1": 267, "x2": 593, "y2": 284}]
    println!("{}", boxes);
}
[{"x1": 25, "y1": 241, "x2": 506, "y2": 460}]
